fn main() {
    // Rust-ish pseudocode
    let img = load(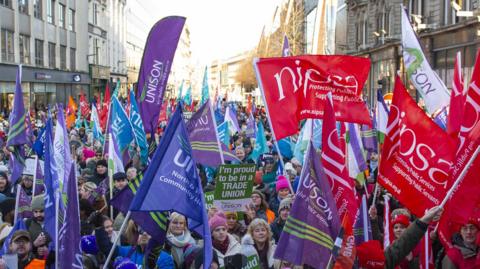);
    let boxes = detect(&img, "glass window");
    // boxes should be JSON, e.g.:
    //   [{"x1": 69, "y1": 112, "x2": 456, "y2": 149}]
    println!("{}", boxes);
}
[
  {"x1": 60, "y1": 45, "x2": 66, "y2": 69},
  {"x1": 35, "y1": 39, "x2": 44, "y2": 66},
  {"x1": 18, "y1": 0, "x2": 28, "y2": 14},
  {"x1": 68, "y1": 9, "x2": 75, "y2": 31},
  {"x1": 47, "y1": 0, "x2": 54, "y2": 24},
  {"x1": 19, "y1": 35, "x2": 30, "y2": 64},
  {"x1": 93, "y1": 3, "x2": 98, "y2": 25},
  {"x1": 33, "y1": 0, "x2": 42, "y2": 19},
  {"x1": 70, "y1": 48, "x2": 75, "y2": 70},
  {"x1": 1, "y1": 29, "x2": 14, "y2": 62},
  {"x1": 58, "y1": 3, "x2": 65, "y2": 28},
  {"x1": 0, "y1": 0, "x2": 12, "y2": 8},
  {"x1": 48, "y1": 42, "x2": 55, "y2": 68}
]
